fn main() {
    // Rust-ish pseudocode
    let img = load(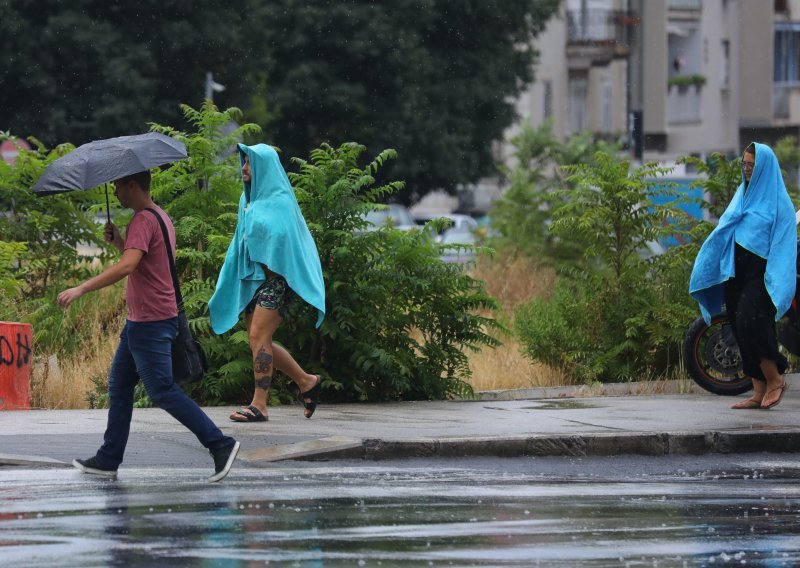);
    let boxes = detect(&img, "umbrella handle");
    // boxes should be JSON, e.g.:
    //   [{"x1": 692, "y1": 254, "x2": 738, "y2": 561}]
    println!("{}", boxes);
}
[{"x1": 105, "y1": 184, "x2": 111, "y2": 223}]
